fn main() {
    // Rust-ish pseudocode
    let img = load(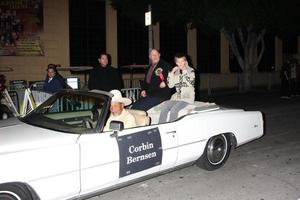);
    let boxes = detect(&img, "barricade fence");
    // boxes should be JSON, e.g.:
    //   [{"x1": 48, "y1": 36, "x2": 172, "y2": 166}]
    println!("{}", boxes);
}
[
  {"x1": 1, "y1": 72, "x2": 281, "y2": 116},
  {"x1": 121, "y1": 88, "x2": 141, "y2": 102}
]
